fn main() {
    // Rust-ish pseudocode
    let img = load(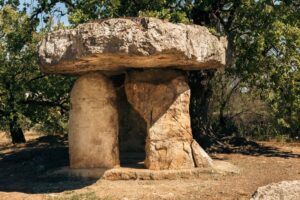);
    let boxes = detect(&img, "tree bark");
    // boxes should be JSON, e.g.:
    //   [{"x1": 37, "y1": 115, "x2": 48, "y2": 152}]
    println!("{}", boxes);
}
[{"x1": 9, "y1": 116, "x2": 26, "y2": 144}]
